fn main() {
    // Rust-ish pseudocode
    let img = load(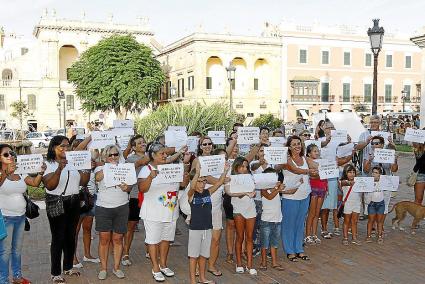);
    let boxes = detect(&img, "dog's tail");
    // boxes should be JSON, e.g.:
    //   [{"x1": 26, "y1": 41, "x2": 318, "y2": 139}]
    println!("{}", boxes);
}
[{"x1": 388, "y1": 203, "x2": 398, "y2": 214}]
